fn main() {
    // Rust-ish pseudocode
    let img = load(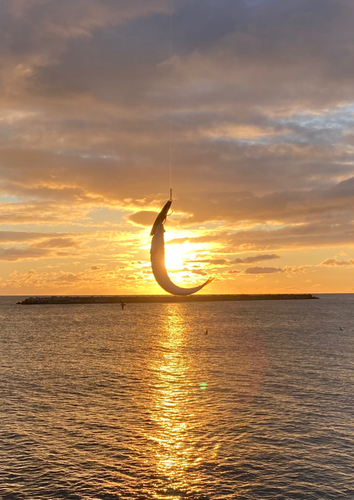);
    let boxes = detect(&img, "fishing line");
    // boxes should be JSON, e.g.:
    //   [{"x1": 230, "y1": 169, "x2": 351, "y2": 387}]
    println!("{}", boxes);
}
[{"x1": 168, "y1": 0, "x2": 174, "y2": 201}]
